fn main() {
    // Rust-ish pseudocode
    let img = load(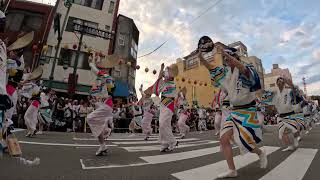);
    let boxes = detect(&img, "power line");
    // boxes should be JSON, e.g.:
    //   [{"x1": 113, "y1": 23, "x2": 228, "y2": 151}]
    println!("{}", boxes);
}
[{"x1": 137, "y1": 0, "x2": 225, "y2": 59}]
